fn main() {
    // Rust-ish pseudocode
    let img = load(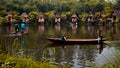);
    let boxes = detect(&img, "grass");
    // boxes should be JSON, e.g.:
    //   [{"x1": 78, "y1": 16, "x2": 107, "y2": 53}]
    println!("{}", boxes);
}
[{"x1": 0, "y1": 53, "x2": 71, "y2": 68}]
